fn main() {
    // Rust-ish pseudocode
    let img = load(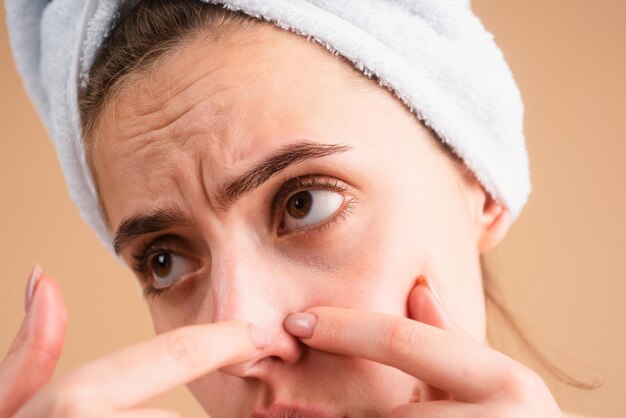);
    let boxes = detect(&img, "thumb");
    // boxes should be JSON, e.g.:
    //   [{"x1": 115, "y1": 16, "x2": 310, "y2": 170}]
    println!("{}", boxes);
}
[
  {"x1": 0, "y1": 264, "x2": 67, "y2": 417},
  {"x1": 407, "y1": 276, "x2": 472, "y2": 340},
  {"x1": 404, "y1": 276, "x2": 474, "y2": 403}
]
